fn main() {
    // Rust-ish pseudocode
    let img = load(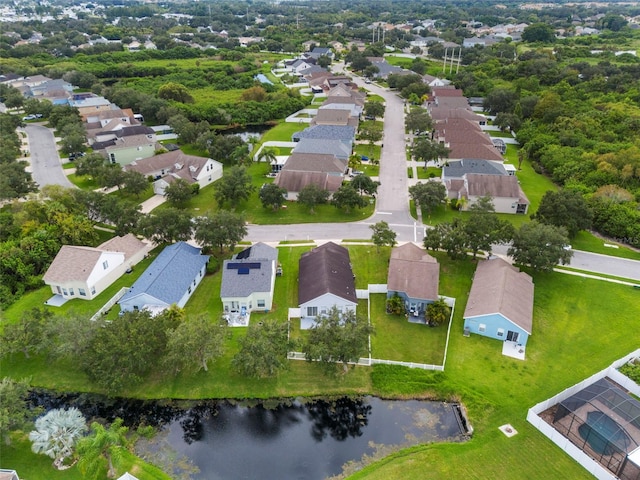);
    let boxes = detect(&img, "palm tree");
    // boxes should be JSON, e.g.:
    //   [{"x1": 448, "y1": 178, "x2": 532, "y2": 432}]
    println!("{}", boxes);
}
[
  {"x1": 256, "y1": 146, "x2": 277, "y2": 165},
  {"x1": 29, "y1": 408, "x2": 87, "y2": 470},
  {"x1": 77, "y1": 418, "x2": 129, "y2": 479},
  {"x1": 348, "y1": 154, "x2": 362, "y2": 171}
]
